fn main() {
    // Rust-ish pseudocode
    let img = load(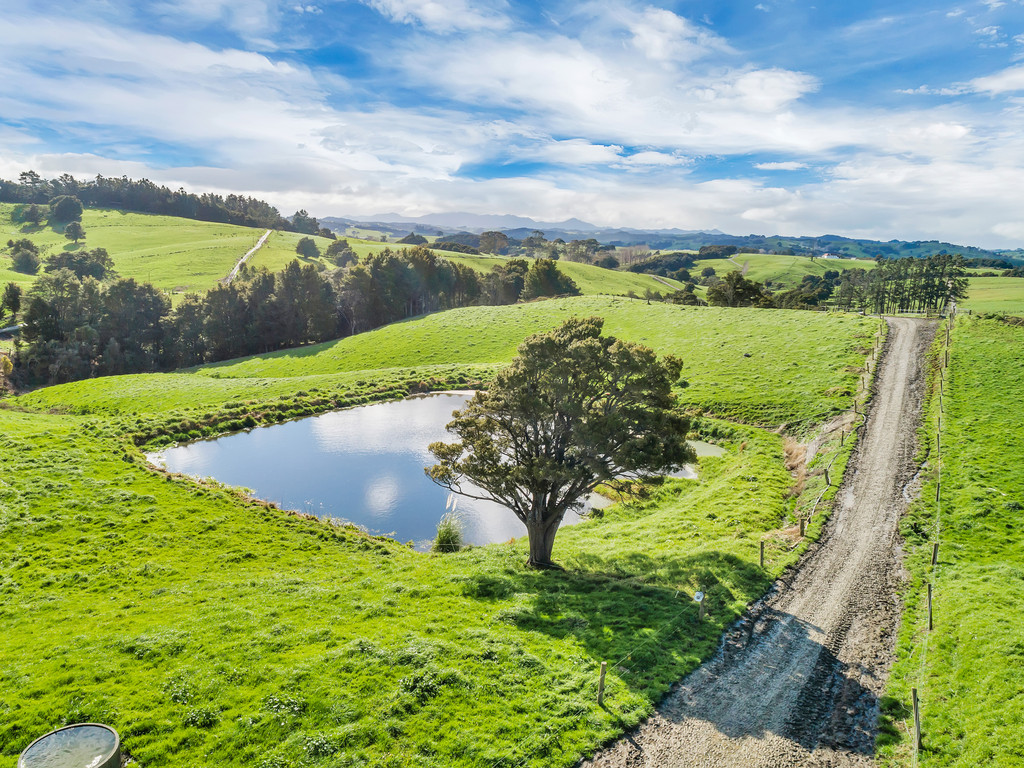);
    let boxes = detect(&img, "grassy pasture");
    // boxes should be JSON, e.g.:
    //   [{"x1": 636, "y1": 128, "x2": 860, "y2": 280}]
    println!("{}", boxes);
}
[
  {"x1": 1, "y1": 205, "x2": 273, "y2": 295},
  {"x1": 0, "y1": 298, "x2": 874, "y2": 768},
  {"x1": 958, "y1": 276, "x2": 1024, "y2": 316},
  {"x1": 20, "y1": 297, "x2": 879, "y2": 429},
  {"x1": 3, "y1": 206, "x2": 678, "y2": 304},
  {"x1": 881, "y1": 316, "x2": 1024, "y2": 766},
  {"x1": 692, "y1": 253, "x2": 875, "y2": 287},
  {"x1": 0, "y1": 408, "x2": 804, "y2": 768}
]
